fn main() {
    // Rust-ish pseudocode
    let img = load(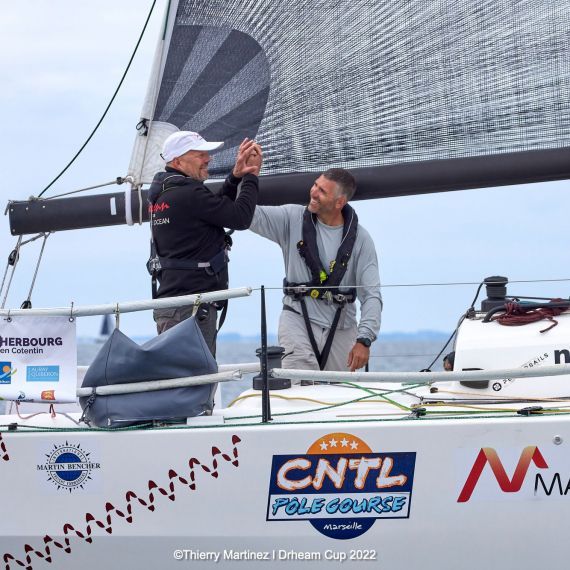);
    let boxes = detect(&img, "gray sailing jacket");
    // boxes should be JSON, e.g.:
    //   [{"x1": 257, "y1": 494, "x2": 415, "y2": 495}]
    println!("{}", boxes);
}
[{"x1": 250, "y1": 205, "x2": 382, "y2": 341}]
